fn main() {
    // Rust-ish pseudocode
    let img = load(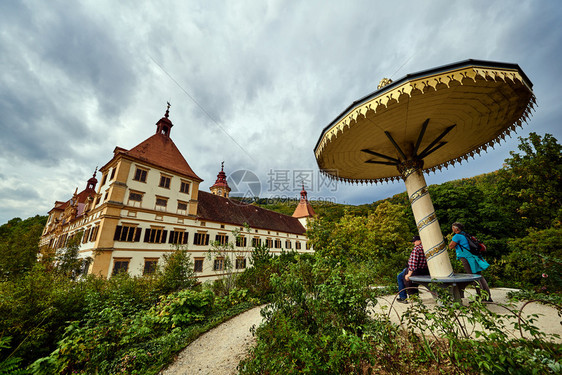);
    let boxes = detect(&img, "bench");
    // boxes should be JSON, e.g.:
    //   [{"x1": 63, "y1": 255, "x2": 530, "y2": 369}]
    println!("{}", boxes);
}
[{"x1": 409, "y1": 273, "x2": 482, "y2": 302}]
